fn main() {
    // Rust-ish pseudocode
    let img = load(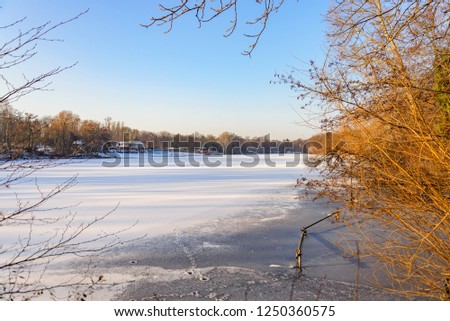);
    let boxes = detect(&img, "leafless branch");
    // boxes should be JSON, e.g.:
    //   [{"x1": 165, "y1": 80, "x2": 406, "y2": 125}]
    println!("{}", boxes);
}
[
  {"x1": 143, "y1": 0, "x2": 286, "y2": 56},
  {"x1": 0, "y1": 10, "x2": 88, "y2": 104},
  {"x1": 0, "y1": 8, "x2": 142, "y2": 300}
]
